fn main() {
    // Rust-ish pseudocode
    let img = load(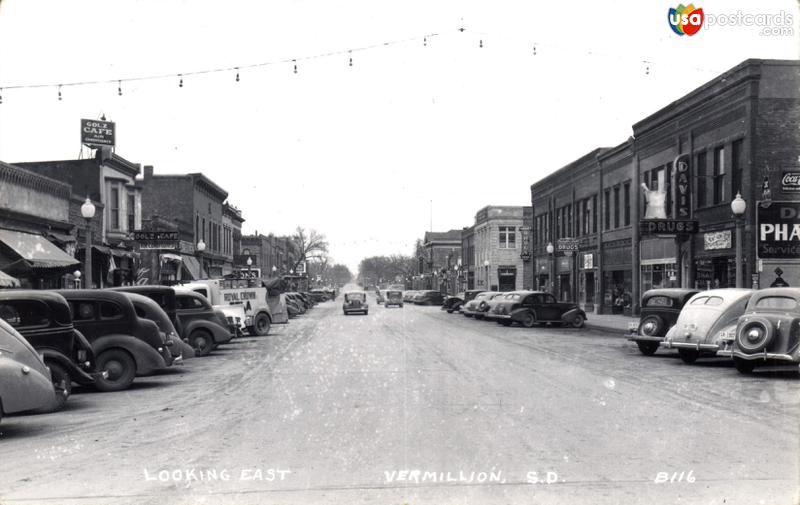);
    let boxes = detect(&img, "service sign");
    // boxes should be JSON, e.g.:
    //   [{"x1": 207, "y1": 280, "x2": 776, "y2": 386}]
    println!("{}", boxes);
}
[
  {"x1": 673, "y1": 154, "x2": 691, "y2": 218},
  {"x1": 758, "y1": 201, "x2": 800, "y2": 258},
  {"x1": 556, "y1": 238, "x2": 579, "y2": 251},
  {"x1": 81, "y1": 119, "x2": 115, "y2": 147},
  {"x1": 133, "y1": 230, "x2": 179, "y2": 250},
  {"x1": 782, "y1": 171, "x2": 800, "y2": 193},
  {"x1": 639, "y1": 219, "x2": 698, "y2": 235}
]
